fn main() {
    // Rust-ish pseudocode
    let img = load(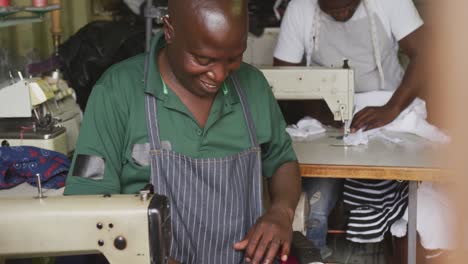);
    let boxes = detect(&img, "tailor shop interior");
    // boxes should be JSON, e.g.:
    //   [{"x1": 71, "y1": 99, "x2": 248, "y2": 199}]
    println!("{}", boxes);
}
[{"x1": 0, "y1": 0, "x2": 458, "y2": 264}]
